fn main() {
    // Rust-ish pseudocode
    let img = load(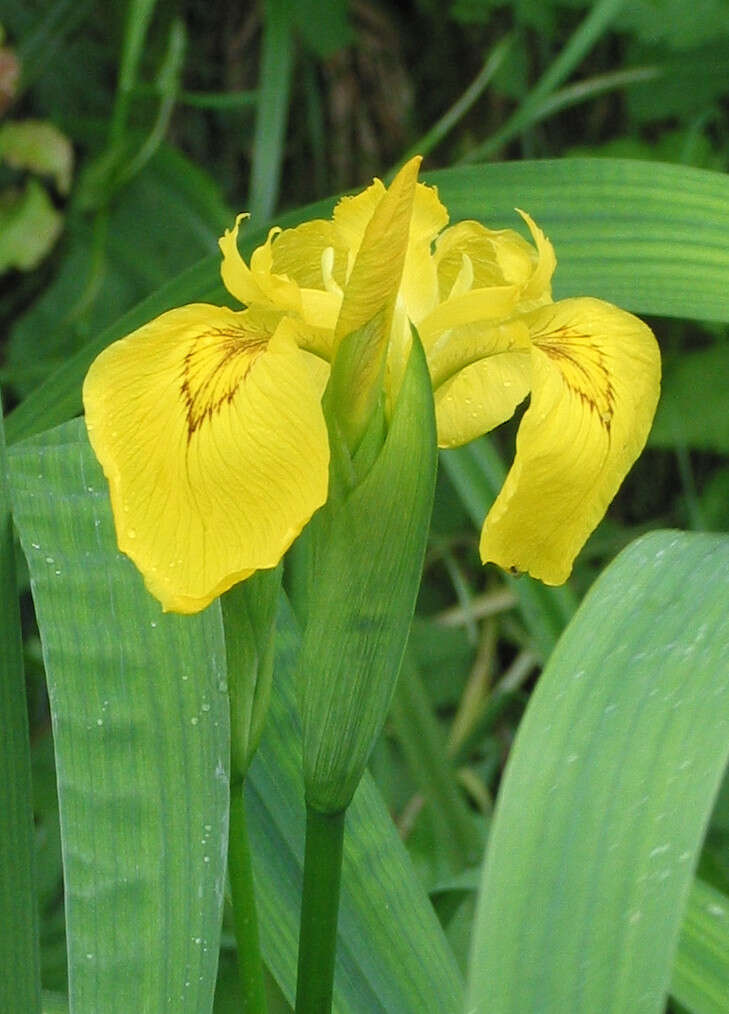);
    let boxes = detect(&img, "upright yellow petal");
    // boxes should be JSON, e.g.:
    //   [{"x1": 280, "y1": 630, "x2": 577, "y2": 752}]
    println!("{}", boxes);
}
[
  {"x1": 480, "y1": 298, "x2": 660, "y2": 583},
  {"x1": 332, "y1": 178, "x2": 387, "y2": 278},
  {"x1": 399, "y1": 181, "x2": 449, "y2": 325},
  {"x1": 334, "y1": 156, "x2": 422, "y2": 345},
  {"x1": 429, "y1": 318, "x2": 532, "y2": 448},
  {"x1": 83, "y1": 304, "x2": 329, "y2": 613},
  {"x1": 514, "y1": 210, "x2": 556, "y2": 307},
  {"x1": 219, "y1": 215, "x2": 303, "y2": 315}
]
